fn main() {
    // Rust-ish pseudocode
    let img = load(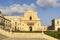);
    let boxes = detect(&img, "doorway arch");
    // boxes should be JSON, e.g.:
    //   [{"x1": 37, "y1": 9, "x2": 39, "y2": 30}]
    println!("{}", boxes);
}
[{"x1": 29, "y1": 26, "x2": 32, "y2": 31}]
